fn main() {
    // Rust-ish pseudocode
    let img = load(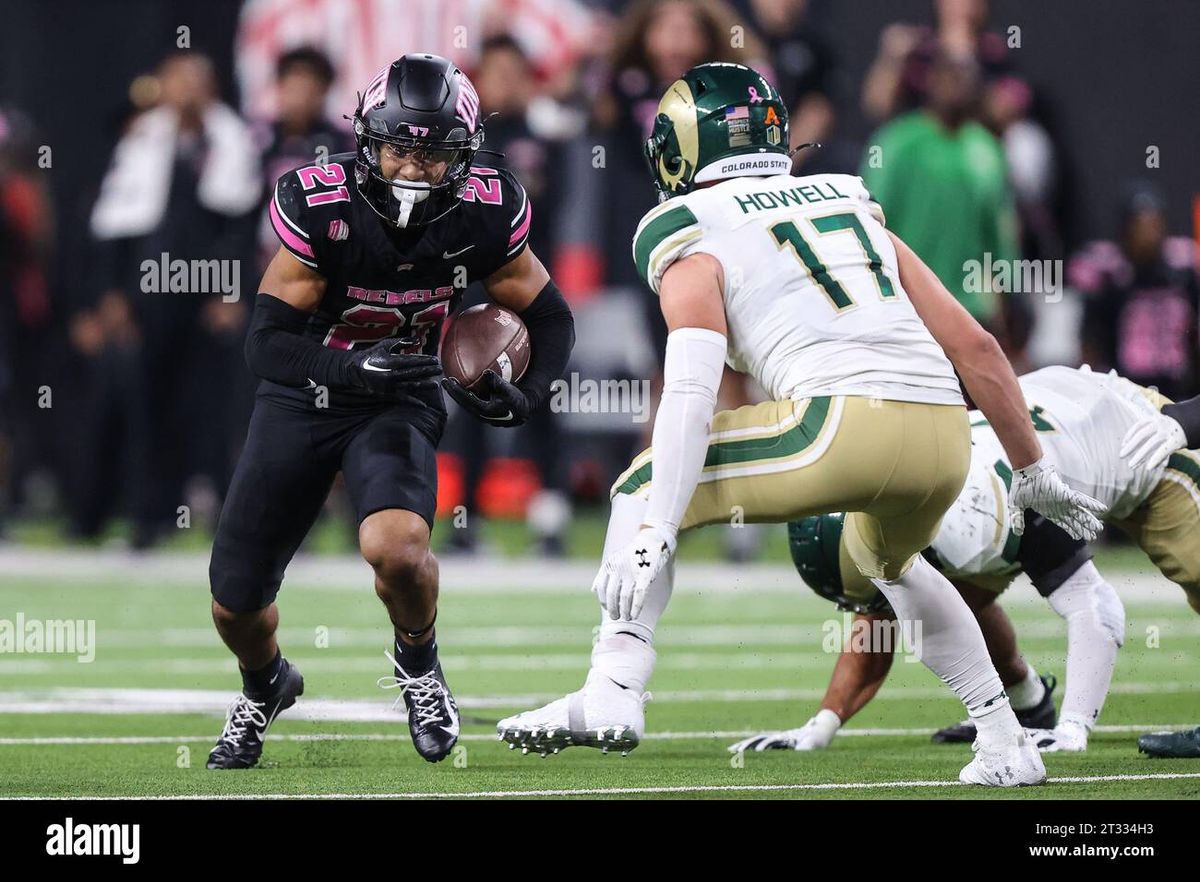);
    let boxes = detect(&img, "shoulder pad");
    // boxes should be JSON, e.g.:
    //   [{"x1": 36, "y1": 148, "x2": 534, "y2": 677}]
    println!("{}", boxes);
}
[
  {"x1": 270, "y1": 159, "x2": 355, "y2": 269},
  {"x1": 632, "y1": 199, "x2": 704, "y2": 295}
]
